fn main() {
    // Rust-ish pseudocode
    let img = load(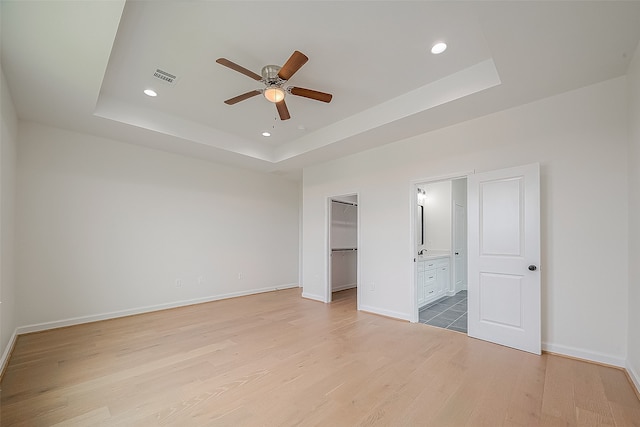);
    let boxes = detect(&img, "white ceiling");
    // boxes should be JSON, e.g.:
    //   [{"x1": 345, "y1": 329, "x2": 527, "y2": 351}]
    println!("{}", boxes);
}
[{"x1": 2, "y1": 1, "x2": 640, "y2": 178}]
